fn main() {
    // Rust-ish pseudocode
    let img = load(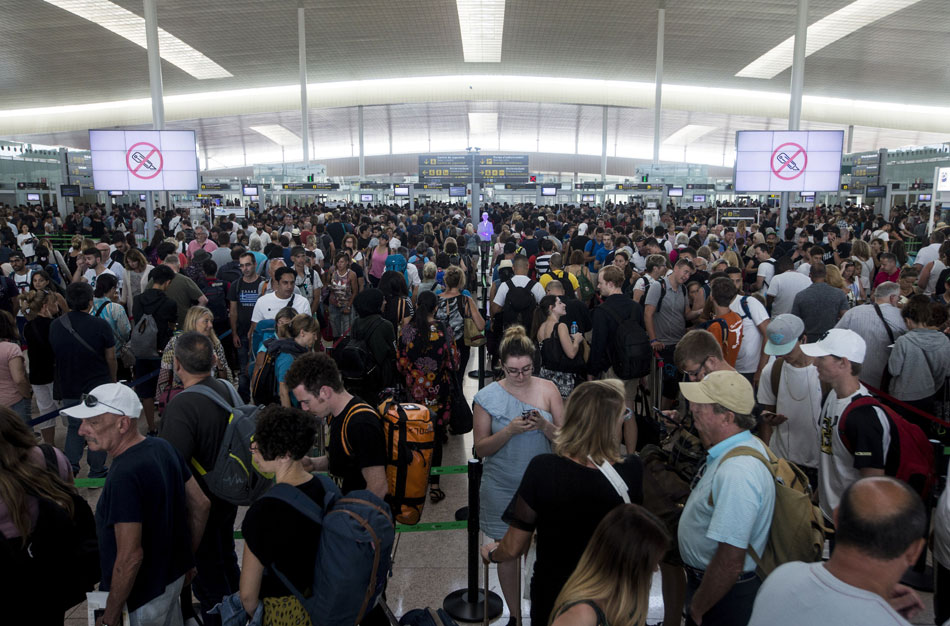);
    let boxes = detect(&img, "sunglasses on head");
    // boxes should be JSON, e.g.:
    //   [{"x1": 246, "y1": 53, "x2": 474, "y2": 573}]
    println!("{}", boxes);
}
[{"x1": 80, "y1": 393, "x2": 124, "y2": 415}]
